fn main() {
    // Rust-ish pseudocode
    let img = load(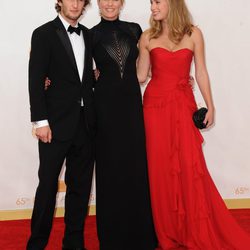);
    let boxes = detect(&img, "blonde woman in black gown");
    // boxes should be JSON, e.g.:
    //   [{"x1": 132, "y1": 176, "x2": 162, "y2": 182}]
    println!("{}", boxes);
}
[{"x1": 90, "y1": 0, "x2": 156, "y2": 250}]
